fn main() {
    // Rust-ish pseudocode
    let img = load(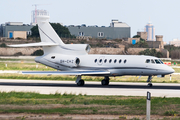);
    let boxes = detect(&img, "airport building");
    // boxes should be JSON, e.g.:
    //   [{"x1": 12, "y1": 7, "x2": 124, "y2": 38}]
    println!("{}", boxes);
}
[
  {"x1": 67, "y1": 20, "x2": 131, "y2": 39},
  {"x1": 0, "y1": 9, "x2": 48, "y2": 39},
  {"x1": 0, "y1": 22, "x2": 33, "y2": 39}
]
